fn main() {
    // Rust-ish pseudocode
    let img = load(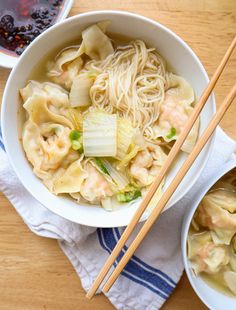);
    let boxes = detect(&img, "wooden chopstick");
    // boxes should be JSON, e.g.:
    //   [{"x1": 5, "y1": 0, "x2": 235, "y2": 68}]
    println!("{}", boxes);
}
[
  {"x1": 86, "y1": 36, "x2": 236, "y2": 299},
  {"x1": 103, "y1": 83, "x2": 236, "y2": 292}
]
